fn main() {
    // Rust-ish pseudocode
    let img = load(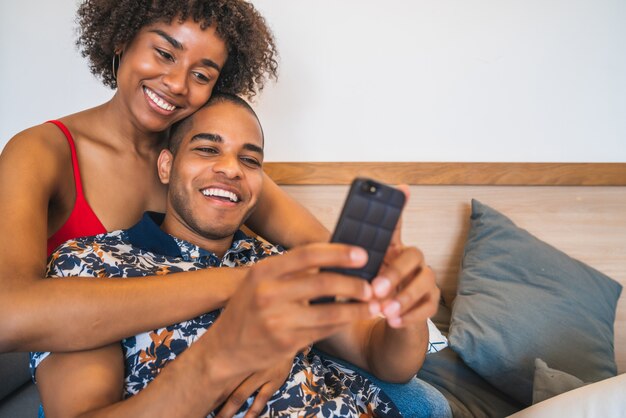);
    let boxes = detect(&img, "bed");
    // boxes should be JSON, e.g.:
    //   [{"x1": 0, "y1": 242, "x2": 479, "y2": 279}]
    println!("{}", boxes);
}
[{"x1": 266, "y1": 162, "x2": 626, "y2": 417}]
